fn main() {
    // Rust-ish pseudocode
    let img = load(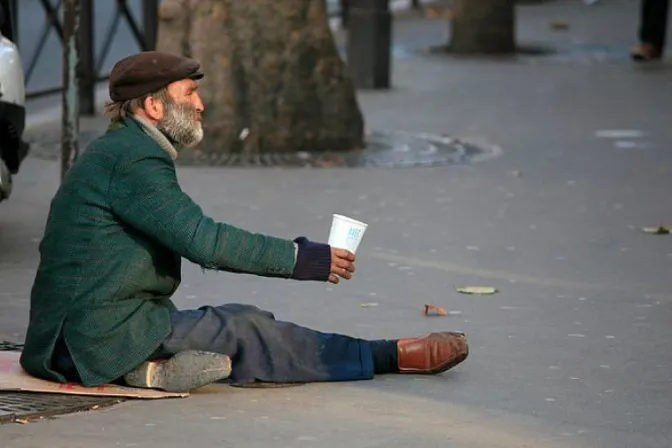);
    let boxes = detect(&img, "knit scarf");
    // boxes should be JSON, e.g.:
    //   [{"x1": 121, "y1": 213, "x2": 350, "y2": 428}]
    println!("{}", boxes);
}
[{"x1": 132, "y1": 114, "x2": 179, "y2": 160}]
